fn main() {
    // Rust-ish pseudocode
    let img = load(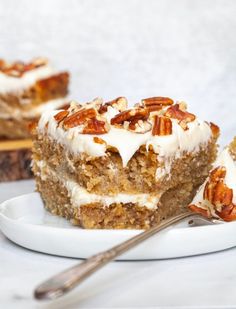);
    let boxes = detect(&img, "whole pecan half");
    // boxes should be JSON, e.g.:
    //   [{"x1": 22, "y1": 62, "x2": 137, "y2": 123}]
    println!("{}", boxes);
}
[
  {"x1": 63, "y1": 108, "x2": 97, "y2": 129},
  {"x1": 141, "y1": 97, "x2": 174, "y2": 113},
  {"x1": 152, "y1": 115, "x2": 172, "y2": 136}
]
